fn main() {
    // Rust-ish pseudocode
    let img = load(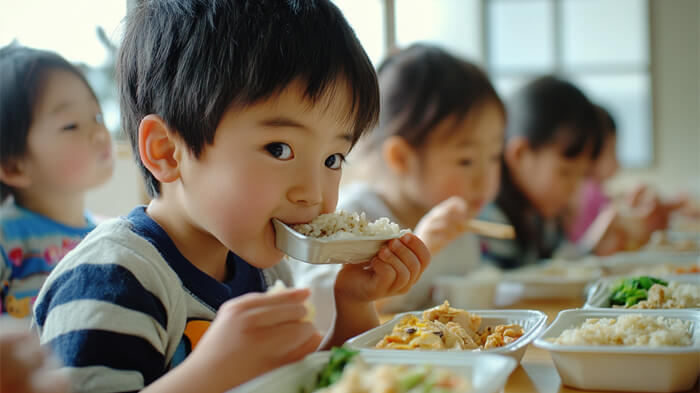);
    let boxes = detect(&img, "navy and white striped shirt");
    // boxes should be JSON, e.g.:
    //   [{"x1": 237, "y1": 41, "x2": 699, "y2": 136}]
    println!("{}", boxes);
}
[{"x1": 32, "y1": 206, "x2": 288, "y2": 393}]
